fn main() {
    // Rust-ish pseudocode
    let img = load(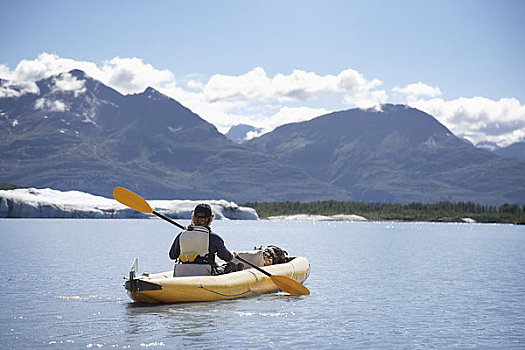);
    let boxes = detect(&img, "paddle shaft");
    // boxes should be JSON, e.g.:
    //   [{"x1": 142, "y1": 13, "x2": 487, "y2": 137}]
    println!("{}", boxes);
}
[
  {"x1": 152, "y1": 211, "x2": 185, "y2": 230},
  {"x1": 234, "y1": 254, "x2": 272, "y2": 277},
  {"x1": 235, "y1": 254, "x2": 310, "y2": 295}
]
